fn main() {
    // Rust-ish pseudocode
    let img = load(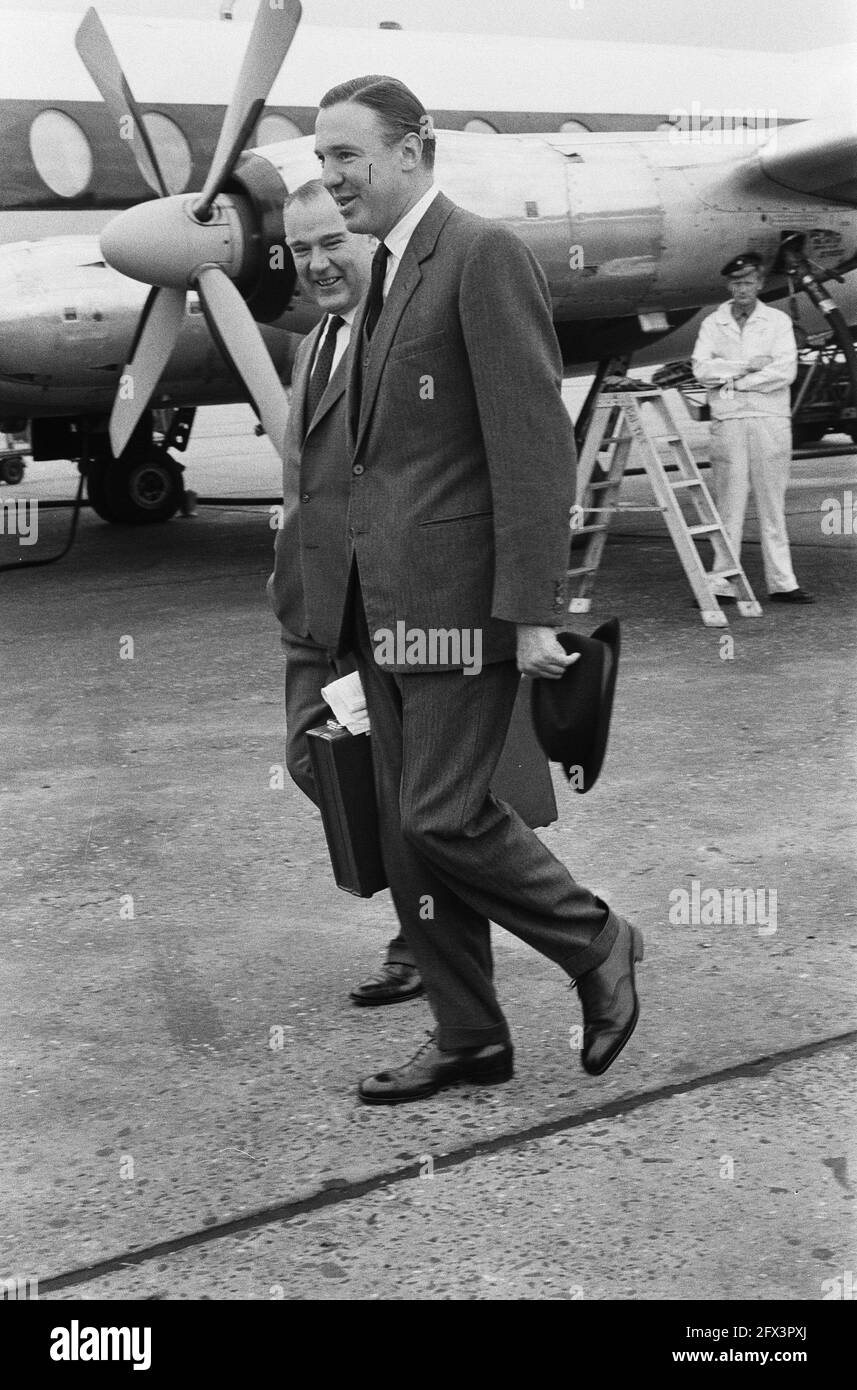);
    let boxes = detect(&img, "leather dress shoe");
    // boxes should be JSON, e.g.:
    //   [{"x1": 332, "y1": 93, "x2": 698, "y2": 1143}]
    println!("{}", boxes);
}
[
  {"x1": 358, "y1": 1033, "x2": 514, "y2": 1104},
  {"x1": 349, "y1": 961, "x2": 424, "y2": 1007},
  {"x1": 769, "y1": 587, "x2": 814, "y2": 604},
  {"x1": 575, "y1": 918, "x2": 644, "y2": 1076}
]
